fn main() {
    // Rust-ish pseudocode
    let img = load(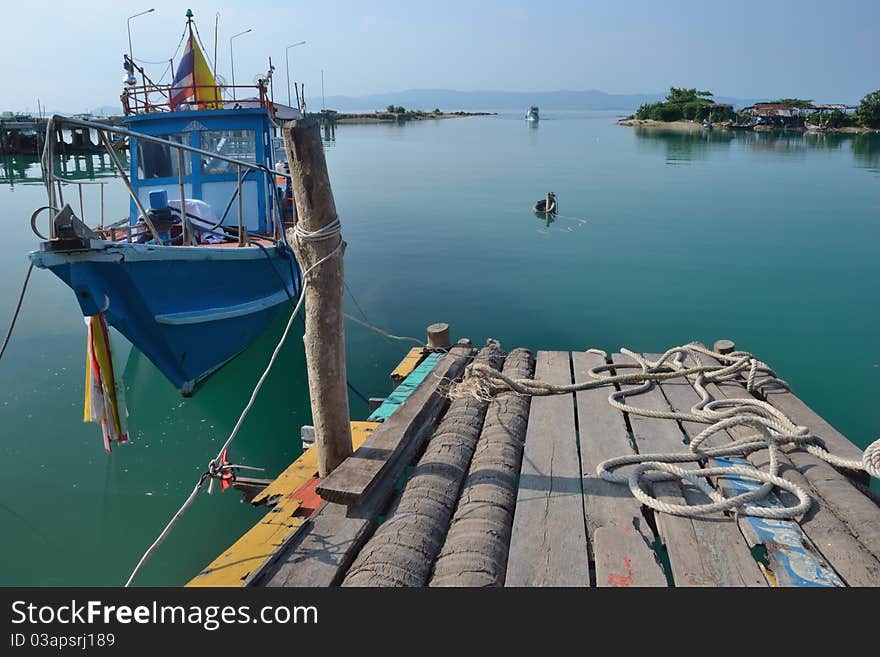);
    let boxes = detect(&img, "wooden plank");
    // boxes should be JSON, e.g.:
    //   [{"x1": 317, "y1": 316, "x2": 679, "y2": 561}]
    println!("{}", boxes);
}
[
  {"x1": 187, "y1": 422, "x2": 377, "y2": 587},
  {"x1": 716, "y1": 457, "x2": 842, "y2": 587},
  {"x1": 390, "y1": 347, "x2": 427, "y2": 385},
  {"x1": 684, "y1": 348, "x2": 880, "y2": 585},
  {"x1": 612, "y1": 352, "x2": 757, "y2": 586},
  {"x1": 256, "y1": 343, "x2": 476, "y2": 587},
  {"x1": 318, "y1": 345, "x2": 471, "y2": 505},
  {"x1": 571, "y1": 351, "x2": 667, "y2": 587},
  {"x1": 653, "y1": 359, "x2": 802, "y2": 587},
  {"x1": 506, "y1": 351, "x2": 590, "y2": 587},
  {"x1": 367, "y1": 353, "x2": 444, "y2": 421},
  {"x1": 252, "y1": 422, "x2": 379, "y2": 507}
]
